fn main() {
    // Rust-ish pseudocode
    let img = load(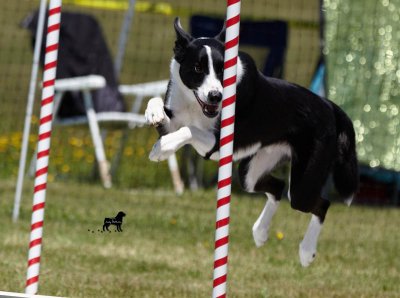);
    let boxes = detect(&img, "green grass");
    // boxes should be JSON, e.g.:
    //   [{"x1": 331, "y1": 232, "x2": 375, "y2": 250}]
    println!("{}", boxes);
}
[{"x1": 1, "y1": 179, "x2": 399, "y2": 297}]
